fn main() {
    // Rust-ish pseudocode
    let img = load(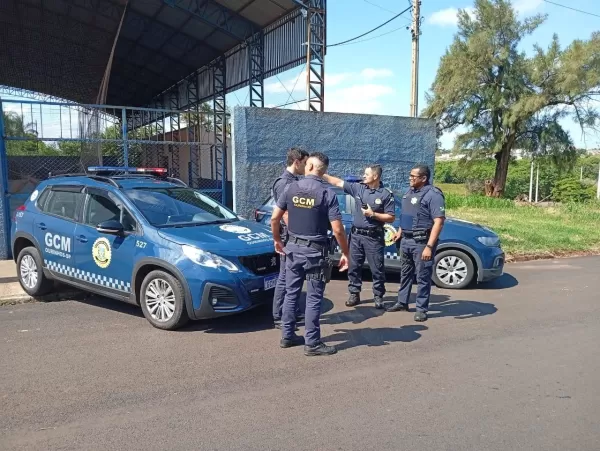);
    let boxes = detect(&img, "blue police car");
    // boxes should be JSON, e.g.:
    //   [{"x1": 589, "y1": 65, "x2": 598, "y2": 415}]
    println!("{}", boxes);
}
[
  {"x1": 254, "y1": 177, "x2": 505, "y2": 290},
  {"x1": 11, "y1": 167, "x2": 281, "y2": 330}
]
